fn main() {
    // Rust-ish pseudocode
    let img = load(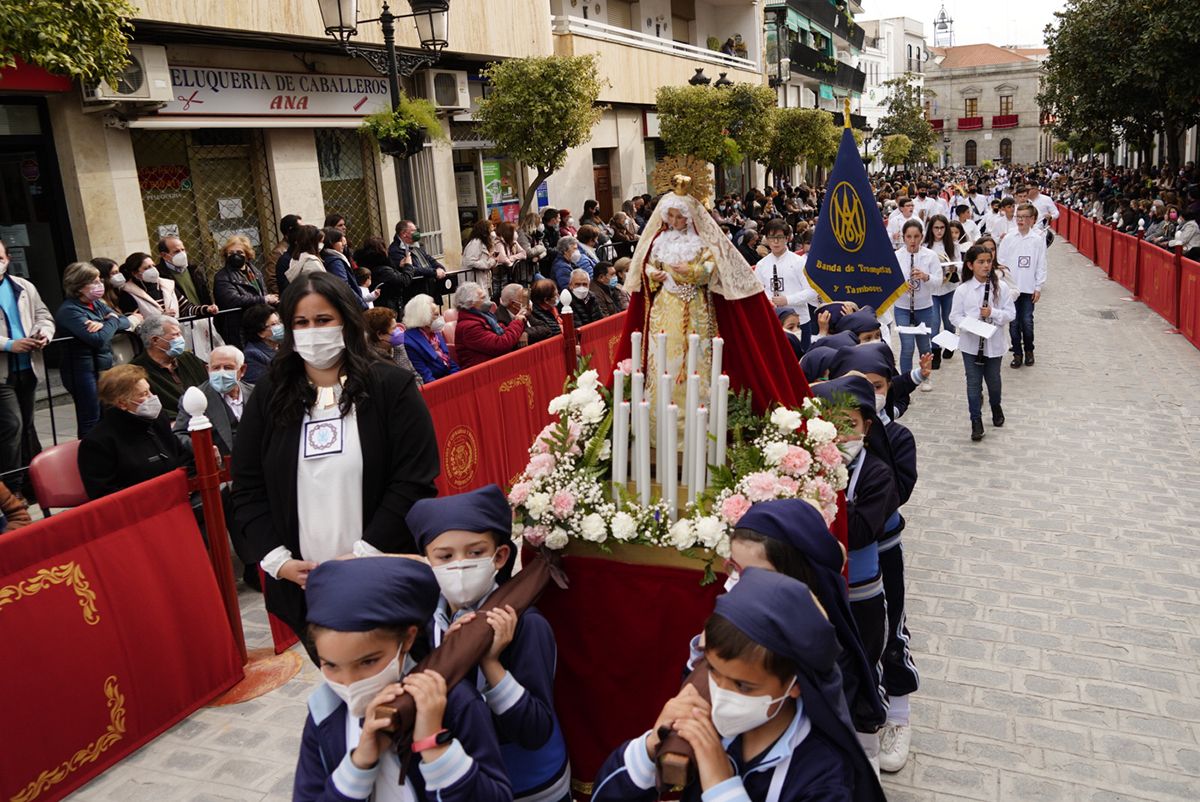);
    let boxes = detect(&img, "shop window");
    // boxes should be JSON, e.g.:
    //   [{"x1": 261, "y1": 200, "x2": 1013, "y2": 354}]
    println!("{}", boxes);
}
[
  {"x1": 131, "y1": 129, "x2": 276, "y2": 282},
  {"x1": 965, "y1": 139, "x2": 977, "y2": 166},
  {"x1": 316, "y1": 129, "x2": 382, "y2": 250}
]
